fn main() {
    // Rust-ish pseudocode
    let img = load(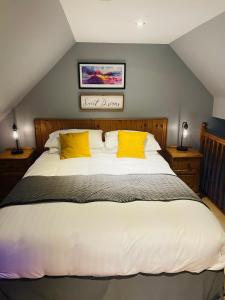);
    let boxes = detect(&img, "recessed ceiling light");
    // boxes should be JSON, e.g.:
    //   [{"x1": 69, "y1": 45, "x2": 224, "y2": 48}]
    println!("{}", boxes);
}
[{"x1": 136, "y1": 20, "x2": 146, "y2": 28}]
